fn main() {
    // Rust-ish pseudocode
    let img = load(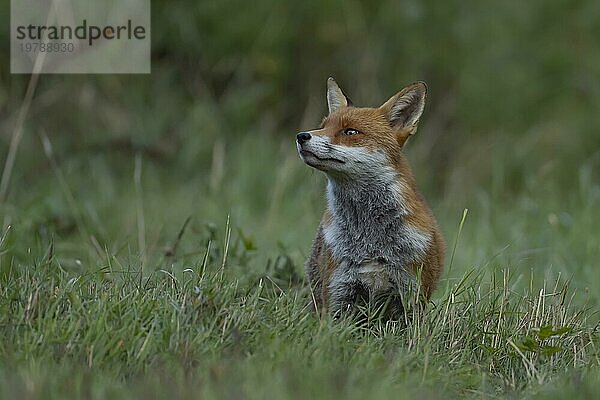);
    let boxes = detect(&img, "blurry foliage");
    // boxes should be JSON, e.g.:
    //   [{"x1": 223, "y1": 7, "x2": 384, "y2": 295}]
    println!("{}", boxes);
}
[
  {"x1": 0, "y1": 0, "x2": 598, "y2": 195},
  {"x1": 0, "y1": 1, "x2": 599, "y2": 281}
]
